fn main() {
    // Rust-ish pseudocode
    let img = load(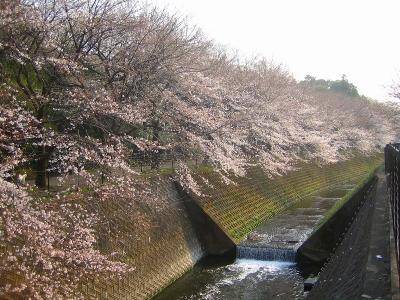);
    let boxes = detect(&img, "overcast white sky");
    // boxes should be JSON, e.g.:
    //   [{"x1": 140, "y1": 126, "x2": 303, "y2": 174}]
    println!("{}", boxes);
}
[{"x1": 152, "y1": 0, "x2": 400, "y2": 101}]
